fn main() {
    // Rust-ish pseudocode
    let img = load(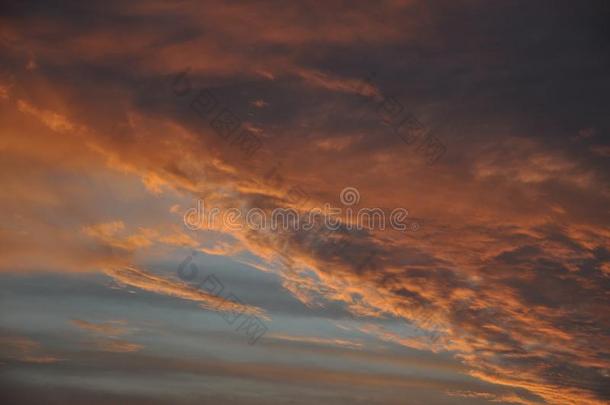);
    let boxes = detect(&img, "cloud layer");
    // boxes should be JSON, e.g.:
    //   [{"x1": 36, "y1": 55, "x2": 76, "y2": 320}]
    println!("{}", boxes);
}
[{"x1": 1, "y1": 1, "x2": 609, "y2": 404}]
